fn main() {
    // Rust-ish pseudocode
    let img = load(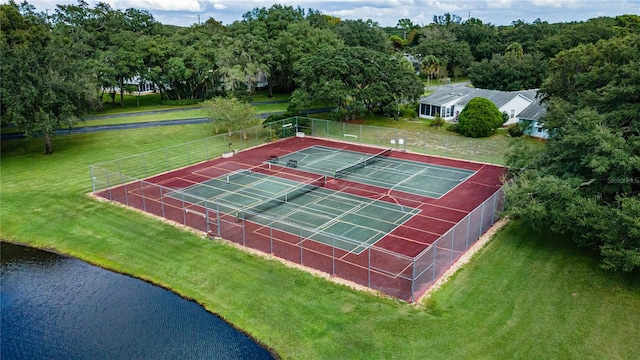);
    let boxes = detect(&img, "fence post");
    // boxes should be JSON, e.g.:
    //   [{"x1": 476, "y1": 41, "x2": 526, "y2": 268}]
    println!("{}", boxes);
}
[
  {"x1": 411, "y1": 258, "x2": 416, "y2": 303},
  {"x1": 492, "y1": 192, "x2": 498, "y2": 223},
  {"x1": 205, "y1": 200, "x2": 211, "y2": 235},
  {"x1": 165, "y1": 148, "x2": 169, "y2": 171},
  {"x1": 89, "y1": 166, "x2": 95, "y2": 193},
  {"x1": 368, "y1": 247, "x2": 371, "y2": 288},
  {"x1": 450, "y1": 227, "x2": 455, "y2": 263},
  {"x1": 141, "y1": 181, "x2": 147, "y2": 212},
  {"x1": 396, "y1": 129, "x2": 399, "y2": 150},
  {"x1": 332, "y1": 237, "x2": 336, "y2": 275},
  {"x1": 432, "y1": 244, "x2": 437, "y2": 282},
  {"x1": 466, "y1": 212, "x2": 472, "y2": 249},
  {"x1": 117, "y1": 158, "x2": 123, "y2": 182},
  {"x1": 105, "y1": 171, "x2": 112, "y2": 200},
  {"x1": 241, "y1": 214, "x2": 246, "y2": 246},
  {"x1": 160, "y1": 188, "x2": 165, "y2": 219},
  {"x1": 216, "y1": 203, "x2": 221, "y2": 237},
  {"x1": 123, "y1": 178, "x2": 129, "y2": 206},
  {"x1": 404, "y1": 130, "x2": 408, "y2": 152},
  {"x1": 480, "y1": 202, "x2": 486, "y2": 235},
  {"x1": 182, "y1": 197, "x2": 187, "y2": 225},
  {"x1": 143, "y1": 153, "x2": 147, "y2": 178}
]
